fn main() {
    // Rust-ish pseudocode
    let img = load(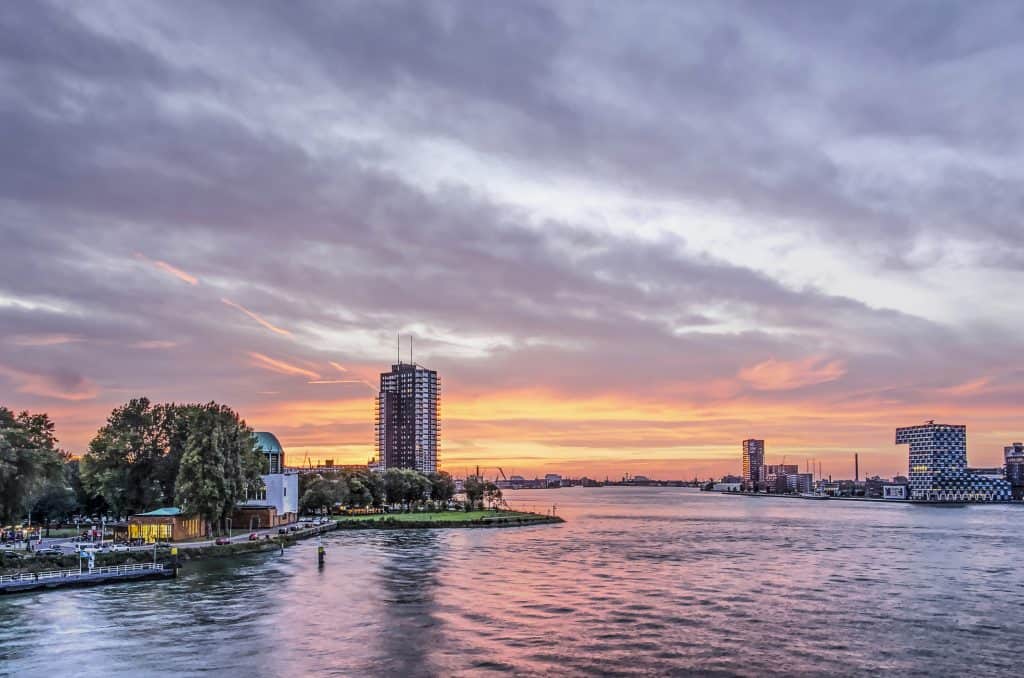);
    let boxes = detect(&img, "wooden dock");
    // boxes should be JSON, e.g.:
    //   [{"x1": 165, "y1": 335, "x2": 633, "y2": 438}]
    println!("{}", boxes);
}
[{"x1": 0, "y1": 563, "x2": 174, "y2": 595}]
